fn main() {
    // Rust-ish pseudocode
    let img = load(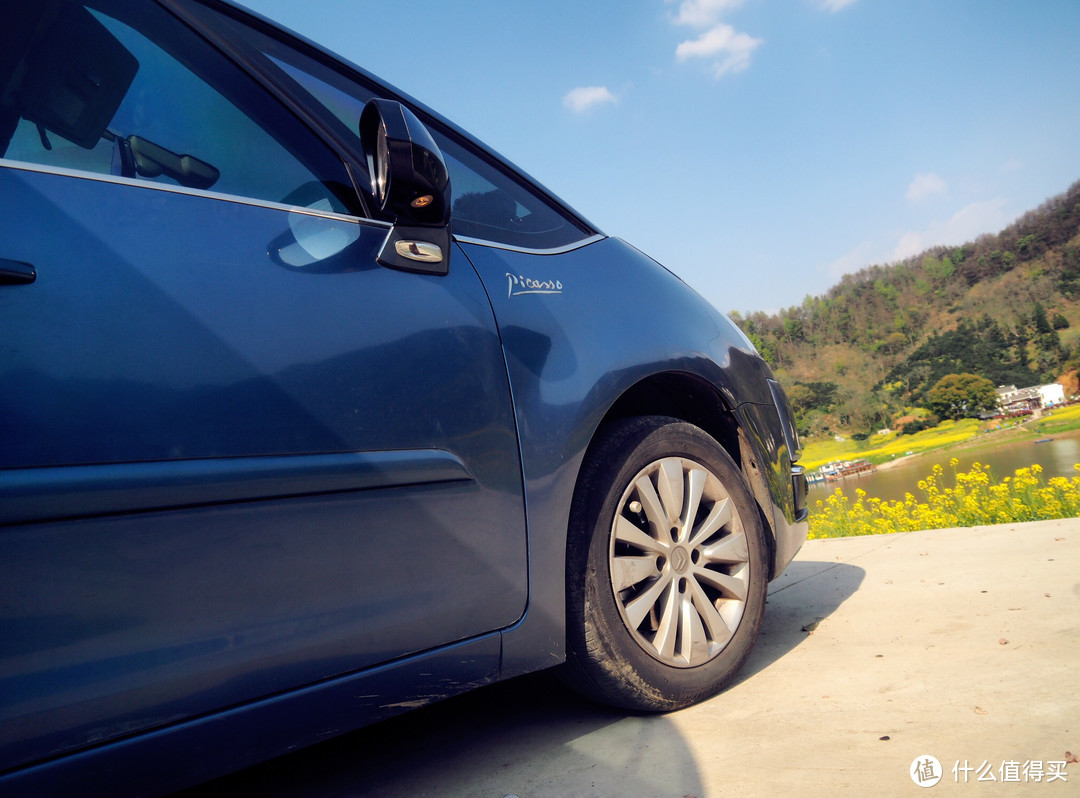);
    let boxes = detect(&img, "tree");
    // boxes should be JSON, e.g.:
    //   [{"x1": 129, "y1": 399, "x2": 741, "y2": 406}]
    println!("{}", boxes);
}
[
  {"x1": 1033, "y1": 301, "x2": 1052, "y2": 335},
  {"x1": 925, "y1": 373, "x2": 999, "y2": 420},
  {"x1": 745, "y1": 330, "x2": 777, "y2": 366},
  {"x1": 782, "y1": 316, "x2": 804, "y2": 343}
]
